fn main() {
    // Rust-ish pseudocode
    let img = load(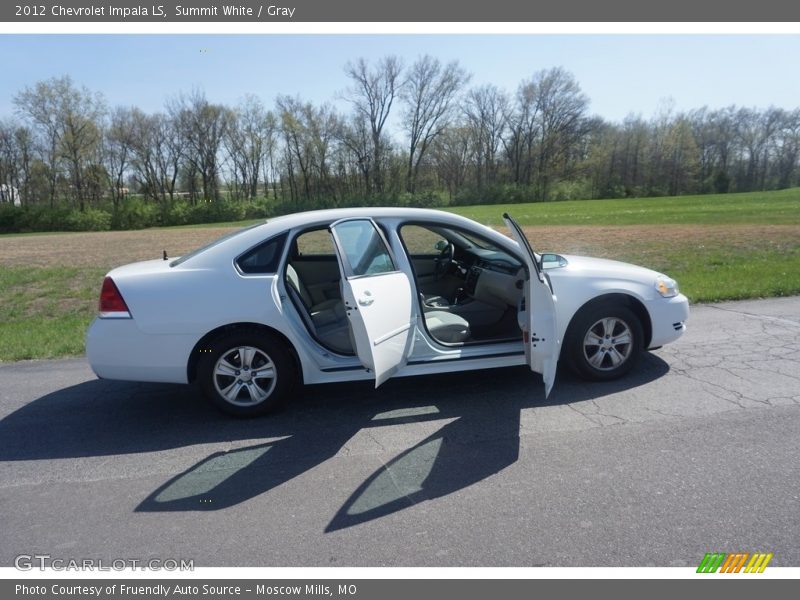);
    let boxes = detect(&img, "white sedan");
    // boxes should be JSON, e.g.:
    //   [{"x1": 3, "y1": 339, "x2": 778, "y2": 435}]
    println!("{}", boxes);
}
[{"x1": 86, "y1": 208, "x2": 689, "y2": 417}]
